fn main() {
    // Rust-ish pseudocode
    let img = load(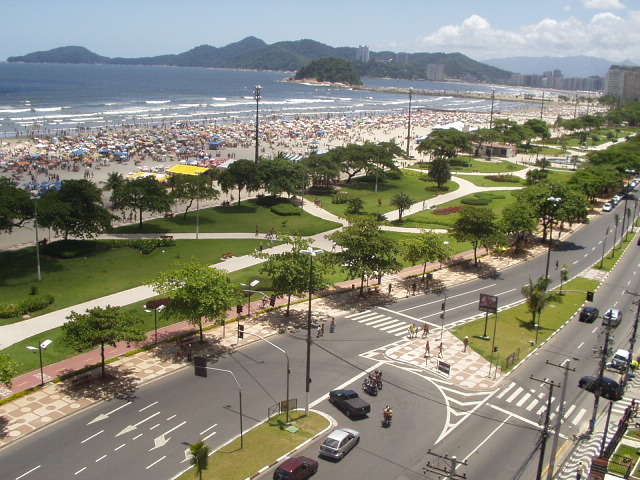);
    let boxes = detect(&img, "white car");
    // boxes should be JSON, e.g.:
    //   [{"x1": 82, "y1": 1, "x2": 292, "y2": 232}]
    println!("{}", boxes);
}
[
  {"x1": 602, "y1": 202, "x2": 613, "y2": 212},
  {"x1": 612, "y1": 195, "x2": 622, "y2": 205},
  {"x1": 319, "y1": 428, "x2": 360, "y2": 459}
]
